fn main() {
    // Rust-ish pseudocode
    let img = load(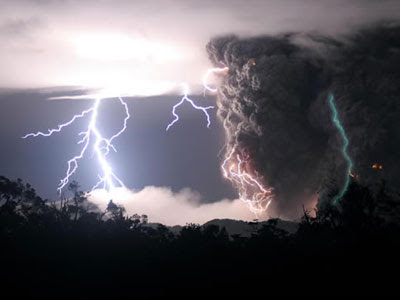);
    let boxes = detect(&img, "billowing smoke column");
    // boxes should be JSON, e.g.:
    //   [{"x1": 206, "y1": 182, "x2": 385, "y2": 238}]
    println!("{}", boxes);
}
[{"x1": 207, "y1": 24, "x2": 400, "y2": 219}]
